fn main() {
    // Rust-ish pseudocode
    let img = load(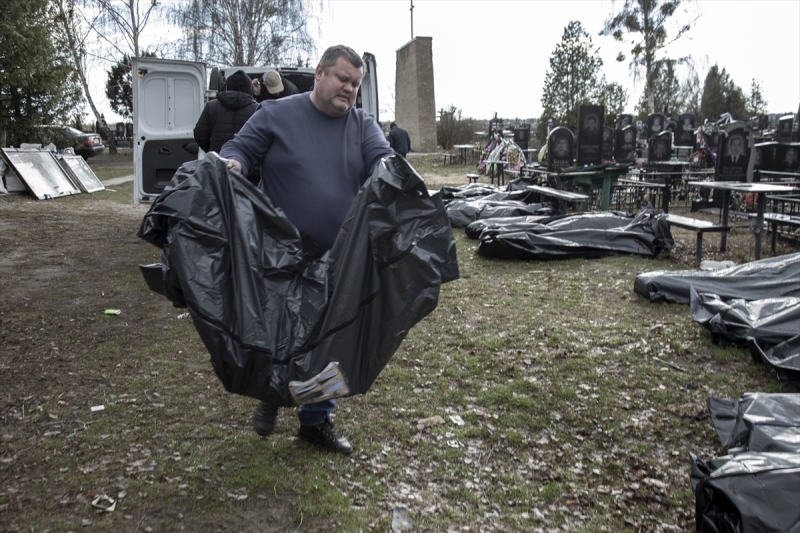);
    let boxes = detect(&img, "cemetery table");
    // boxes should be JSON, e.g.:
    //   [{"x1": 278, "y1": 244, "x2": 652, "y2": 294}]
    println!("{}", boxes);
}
[
  {"x1": 551, "y1": 166, "x2": 630, "y2": 211},
  {"x1": 453, "y1": 144, "x2": 474, "y2": 165},
  {"x1": 687, "y1": 181, "x2": 797, "y2": 260}
]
